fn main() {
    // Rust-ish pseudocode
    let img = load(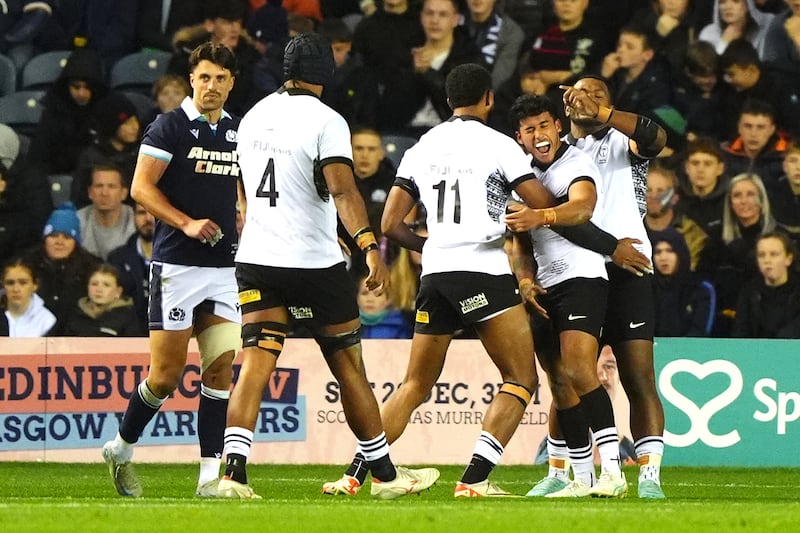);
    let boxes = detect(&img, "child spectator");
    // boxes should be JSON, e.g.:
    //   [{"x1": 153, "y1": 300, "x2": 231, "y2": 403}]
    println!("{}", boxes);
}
[
  {"x1": 140, "y1": 74, "x2": 191, "y2": 128},
  {"x1": 652, "y1": 229, "x2": 716, "y2": 337},
  {"x1": 672, "y1": 40, "x2": 730, "y2": 141},
  {"x1": 769, "y1": 141, "x2": 800, "y2": 250},
  {"x1": 0, "y1": 259, "x2": 57, "y2": 337},
  {"x1": 732, "y1": 232, "x2": 800, "y2": 338},
  {"x1": 676, "y1": 137, "x2": 729, "y2": 237},
  {"x1": 600, "y1": 26, "x2": 671, "y2": 117},
  {"x1": 719, "y1": 39, "x2": 800, "y2": 139},
  {"x1": 63, "y1": 263, "x2": 141, "y2": 336},
  {"x1": 72, "y1": 93, "x2": 141, "y2": 208},
  {"x1": 698, "y1": 0, "x2": 775, "y2": 57},
  {"x1": 357, "y1": 273, "x2": 413, "y2": 339}
]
